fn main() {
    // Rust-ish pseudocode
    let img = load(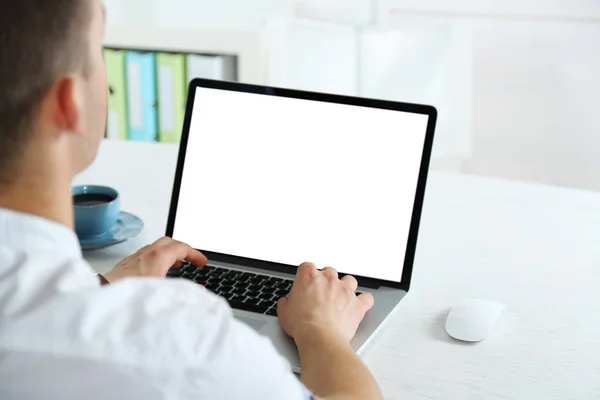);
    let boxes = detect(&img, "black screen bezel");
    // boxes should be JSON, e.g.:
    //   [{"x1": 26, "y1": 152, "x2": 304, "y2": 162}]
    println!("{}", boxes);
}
[{"x1": 166, "y1": 78, "x2": 437, "y2": 291}]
